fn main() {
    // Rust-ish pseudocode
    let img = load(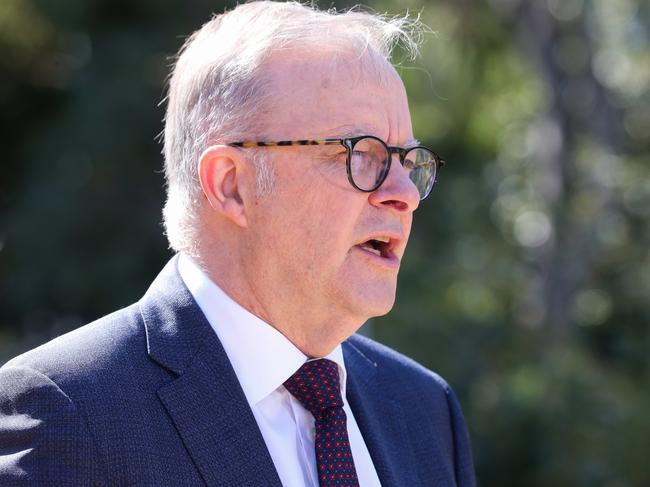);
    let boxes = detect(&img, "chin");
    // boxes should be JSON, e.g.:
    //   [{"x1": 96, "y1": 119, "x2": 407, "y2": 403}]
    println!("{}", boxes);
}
[
  {"x1": 368, "y1": 298, "x2": 396, "y2": 318},
  {"x1": 336, "y1": 264, "x2": 399, "y2": 320},
  {"x1": 345, "y1": 285, "x2": 397, "y2": 321}
]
